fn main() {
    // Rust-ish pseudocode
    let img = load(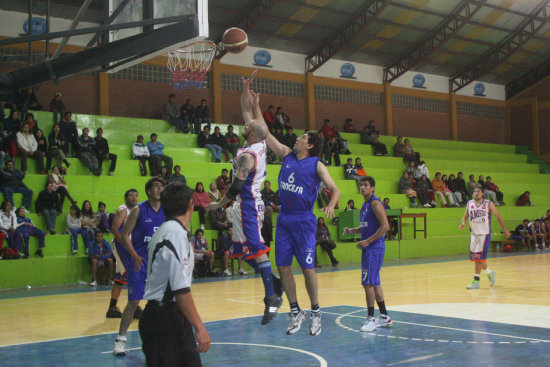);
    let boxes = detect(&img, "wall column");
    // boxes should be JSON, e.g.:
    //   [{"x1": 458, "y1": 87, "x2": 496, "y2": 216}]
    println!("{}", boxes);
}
[
  {"x1": 98, "y1": 72, "x2": 109, "y2": 116},
  {"x1": 532, "y1": 97, "x2": 540, "y2": 155},
  {"x1": 505, "y1": 102, "x2": 511, "y2": 144},
  {"x1": 449, "y1": 92, "x2": 458, "y2": 140},
  {"x1": 305, "y1": 72, "x2": 315, "y2": 130},
  {"x1": 211, "y1": 59, "x2": 222, "y2": 124},
  {"x1": 383, "y1": 83, "x2": 393, "y2": 135}
]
